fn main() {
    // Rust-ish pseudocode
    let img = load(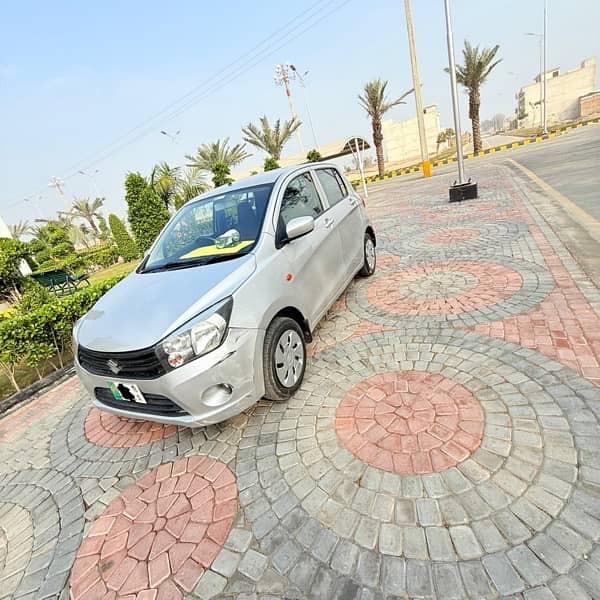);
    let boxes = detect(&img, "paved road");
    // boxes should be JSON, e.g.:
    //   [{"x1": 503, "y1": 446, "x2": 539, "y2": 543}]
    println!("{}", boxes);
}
[{"x1": 508, "y1": 125, "x2": 600, "y2": 220}]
